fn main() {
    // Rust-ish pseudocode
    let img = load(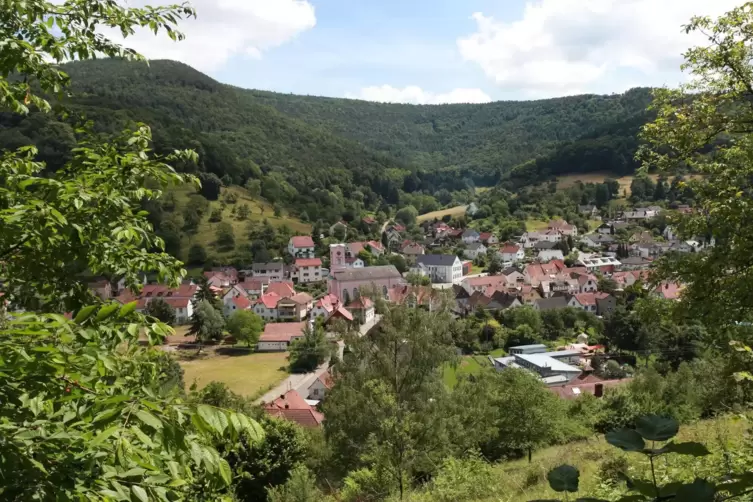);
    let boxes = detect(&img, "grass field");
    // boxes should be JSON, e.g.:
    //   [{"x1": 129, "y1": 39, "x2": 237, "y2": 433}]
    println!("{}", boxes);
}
[
  {"x1": 170, "y1": 184, "x2": 310, "y2": 259},
  {"x1": 417, "y1": 205, "x2": 468, "y2": 223},
  {"x1": 554, "y1": 172, "x2": 703, "y2": 198},
  {"x1": 525, "y1": 218, "x2": 550, "y2": 231},
  {"x1": 443, "y1": 355, "x2": 493, "y2": 388},
  {"x1": 180, "y1": 351, "x2": 289, "y2": 398}
]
